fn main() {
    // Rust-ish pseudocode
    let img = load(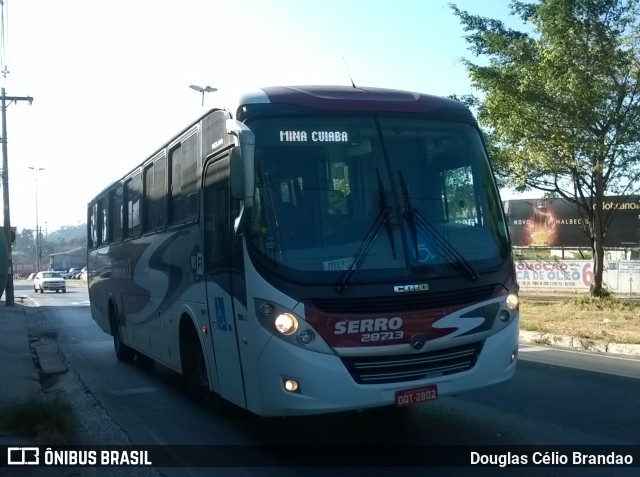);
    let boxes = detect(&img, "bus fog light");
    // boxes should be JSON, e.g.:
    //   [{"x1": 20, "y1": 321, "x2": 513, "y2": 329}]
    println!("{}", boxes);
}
[
  {"x1": 297, "y1": 329, "x2": 315, "y2": 345},
  {"x1": 506, "y1": 293, "x2": 519, "y2": 310},
  {"x1": 284, "y1": 379, "x2": 299, "y2": 393},
  {"x1": 260, "y1": 302, "x2": 274, "y2": 316},
  {"x1": 275, "y1": 313, "x2": 298, "y2": 335},
  {"x1": 499, "y1": 310, "x2": 511, "y2": 322}
]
